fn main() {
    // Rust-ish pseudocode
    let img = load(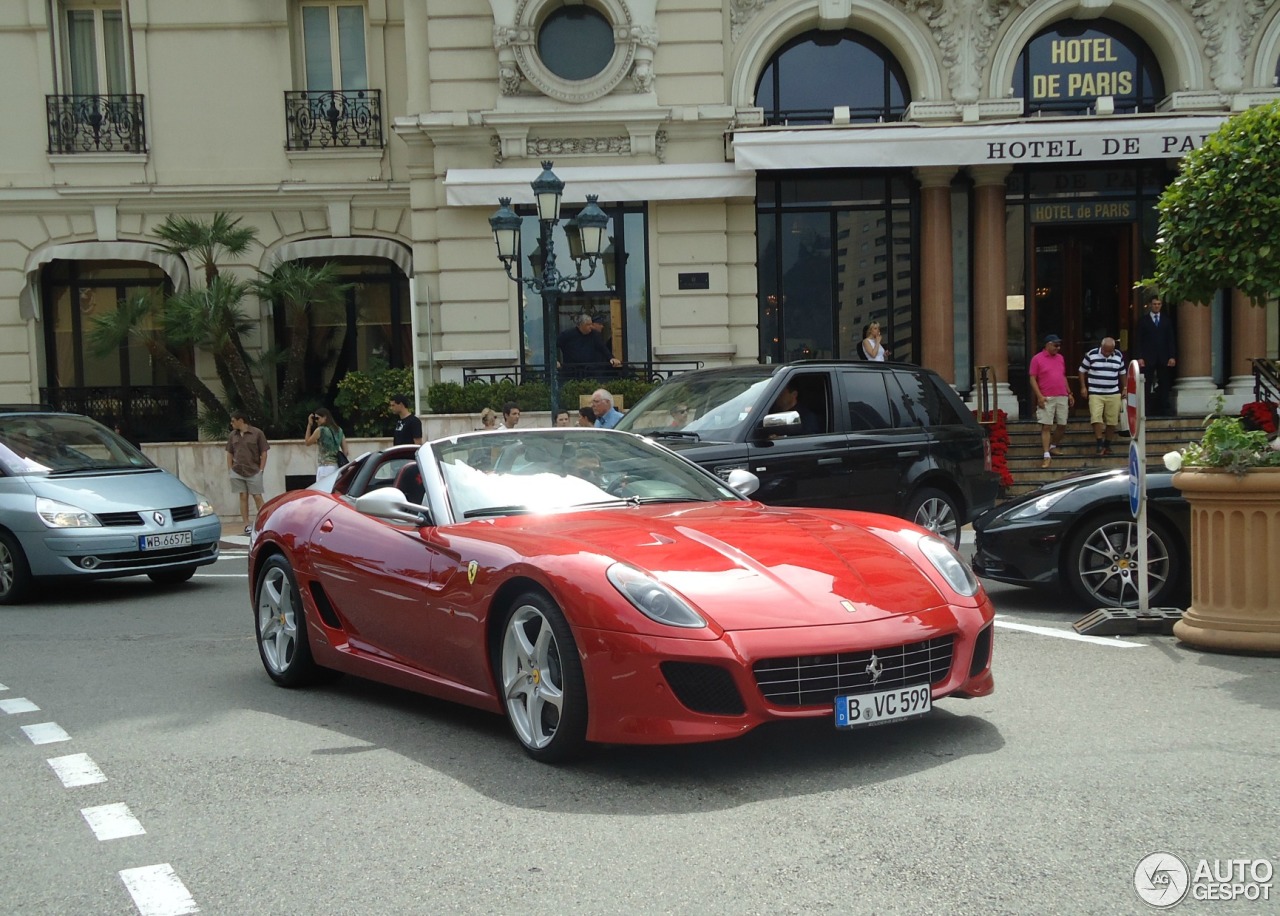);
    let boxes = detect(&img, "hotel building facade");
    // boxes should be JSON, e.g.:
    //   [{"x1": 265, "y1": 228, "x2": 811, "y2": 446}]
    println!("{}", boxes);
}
[{"x1": 2, "y1": 0, "x2": 1278, "y2": 440}]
